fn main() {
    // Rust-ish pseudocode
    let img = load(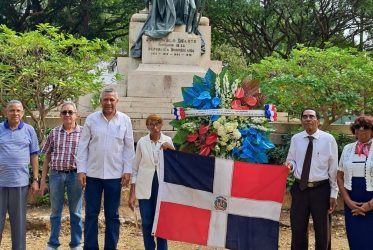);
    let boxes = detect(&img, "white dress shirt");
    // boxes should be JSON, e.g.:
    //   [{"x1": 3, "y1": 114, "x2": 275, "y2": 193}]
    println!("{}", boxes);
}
[
  {"x1": 287, "y1": 129, "x2": 339, "y2": 198},
  {"x1": 76, "y1": 111, "x2": 135, "y2": 179}
]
